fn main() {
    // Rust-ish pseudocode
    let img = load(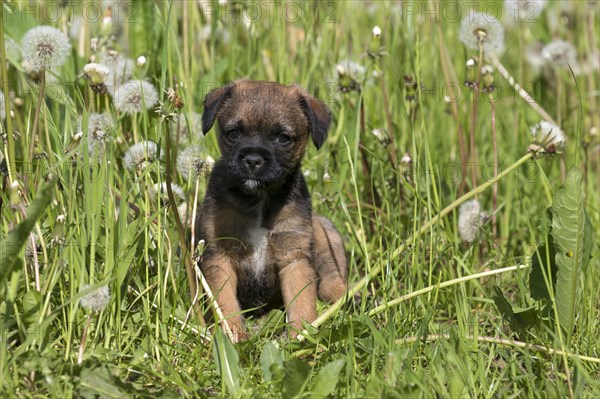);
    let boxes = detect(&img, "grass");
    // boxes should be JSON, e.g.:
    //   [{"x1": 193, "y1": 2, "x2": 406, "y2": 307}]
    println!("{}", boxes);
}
[{"x1": 1, "y1": 0, "x2": 599, "y2": 397}]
